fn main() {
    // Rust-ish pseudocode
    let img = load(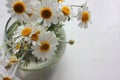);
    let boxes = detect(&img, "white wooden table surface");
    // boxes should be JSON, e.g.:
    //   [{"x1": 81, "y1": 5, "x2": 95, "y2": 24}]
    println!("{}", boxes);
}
[{"x1": 0, "y1": 0, "x2": 120, "y2": 80}]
